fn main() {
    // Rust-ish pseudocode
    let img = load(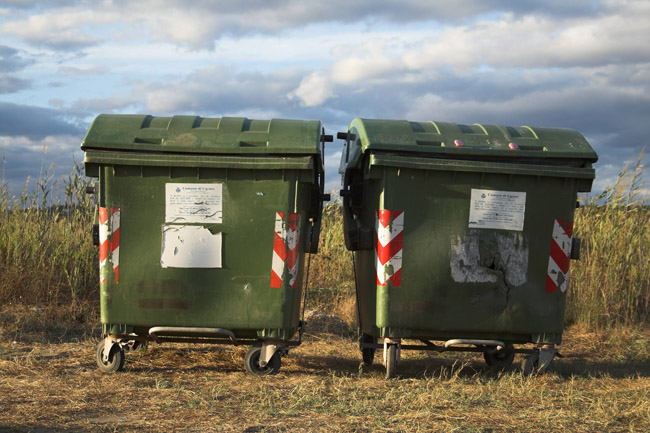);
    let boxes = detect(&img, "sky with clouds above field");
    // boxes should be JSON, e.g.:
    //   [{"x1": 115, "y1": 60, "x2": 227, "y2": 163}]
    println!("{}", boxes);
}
[{"x1": 1, "y1": 0, "x2": 649, "y2": 198}]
